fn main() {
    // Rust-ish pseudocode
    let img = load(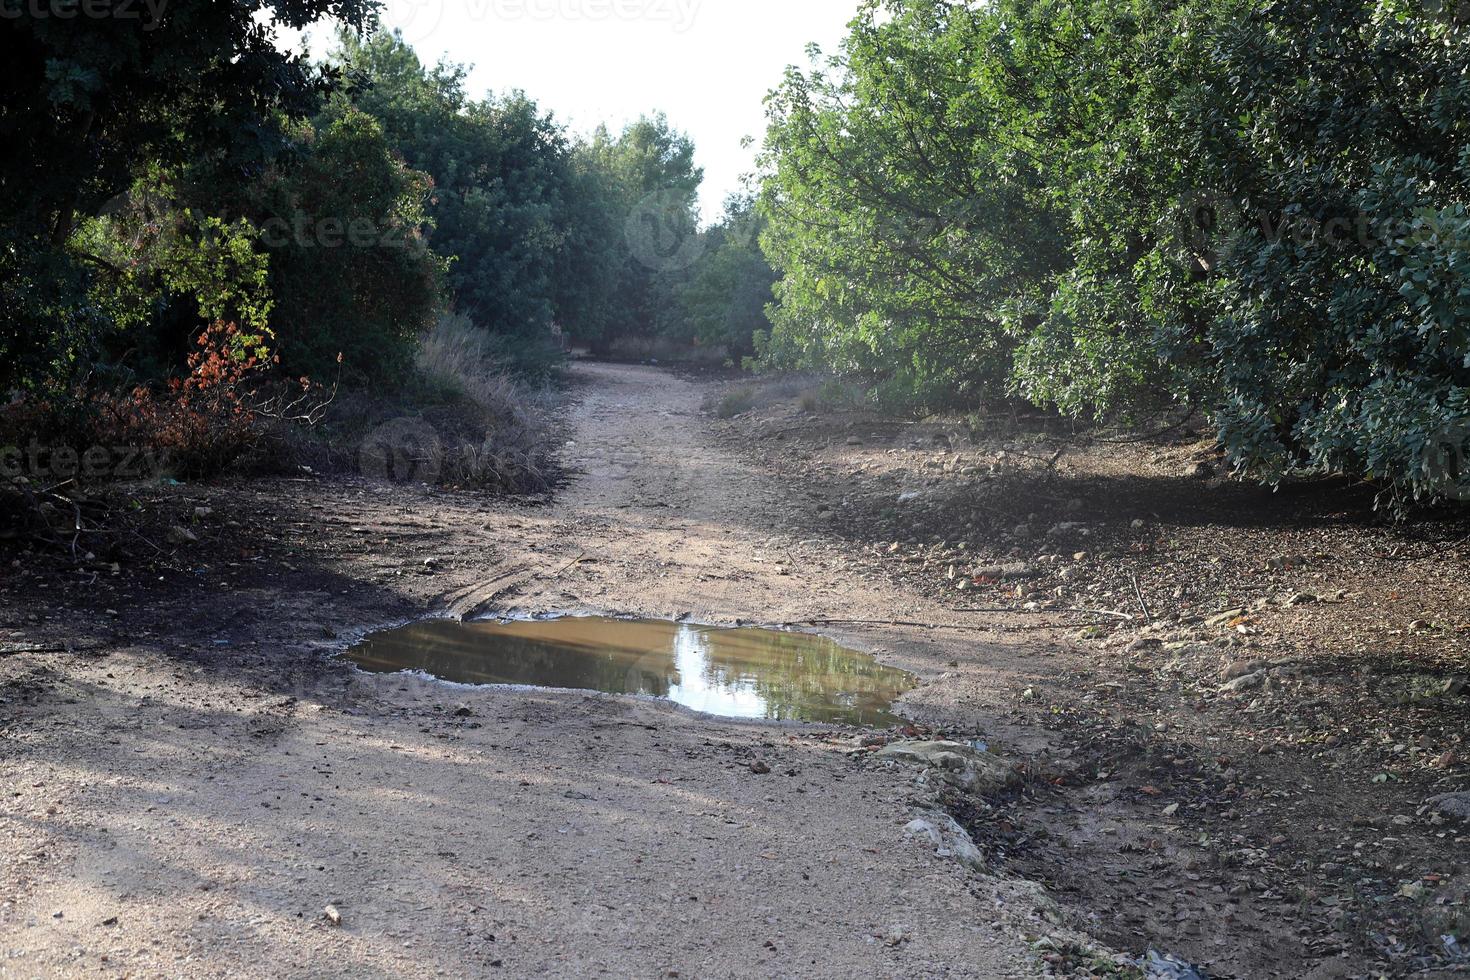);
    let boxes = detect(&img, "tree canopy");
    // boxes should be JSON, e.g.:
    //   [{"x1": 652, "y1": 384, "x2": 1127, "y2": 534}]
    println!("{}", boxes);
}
[{"x1": 757, "y1": 0, "x2": 1470, "y2": 506}]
